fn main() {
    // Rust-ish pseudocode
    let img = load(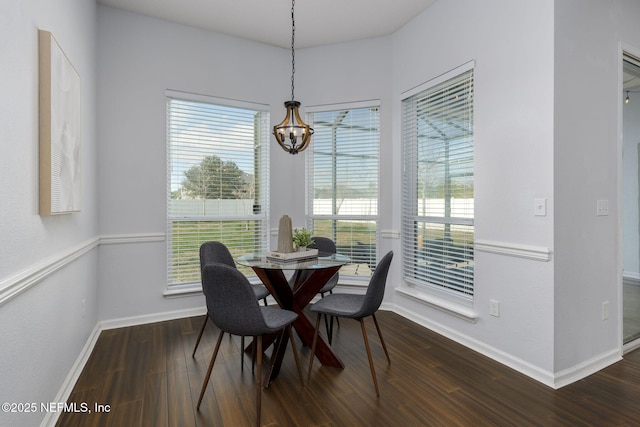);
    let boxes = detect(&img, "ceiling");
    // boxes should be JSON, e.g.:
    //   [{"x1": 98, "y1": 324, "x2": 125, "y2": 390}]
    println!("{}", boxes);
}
[{"x1": 97, "y1": 0, "x2": 437, "y2": 49}]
